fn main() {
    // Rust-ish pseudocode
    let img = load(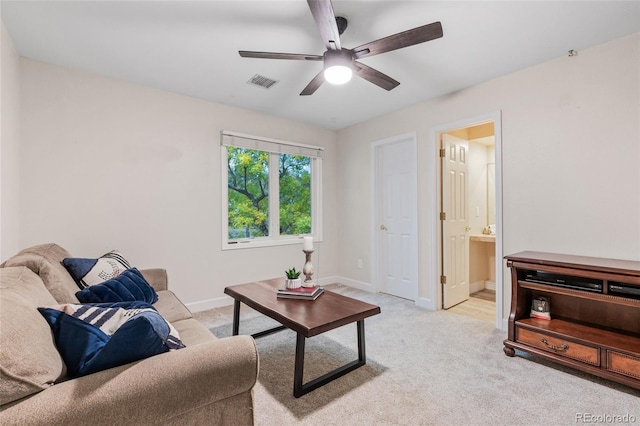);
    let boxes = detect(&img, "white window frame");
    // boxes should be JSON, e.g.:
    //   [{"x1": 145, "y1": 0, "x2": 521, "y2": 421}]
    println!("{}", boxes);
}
[{"x1": 221, "y1": 131, "x2": 323, "y2": 250}]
